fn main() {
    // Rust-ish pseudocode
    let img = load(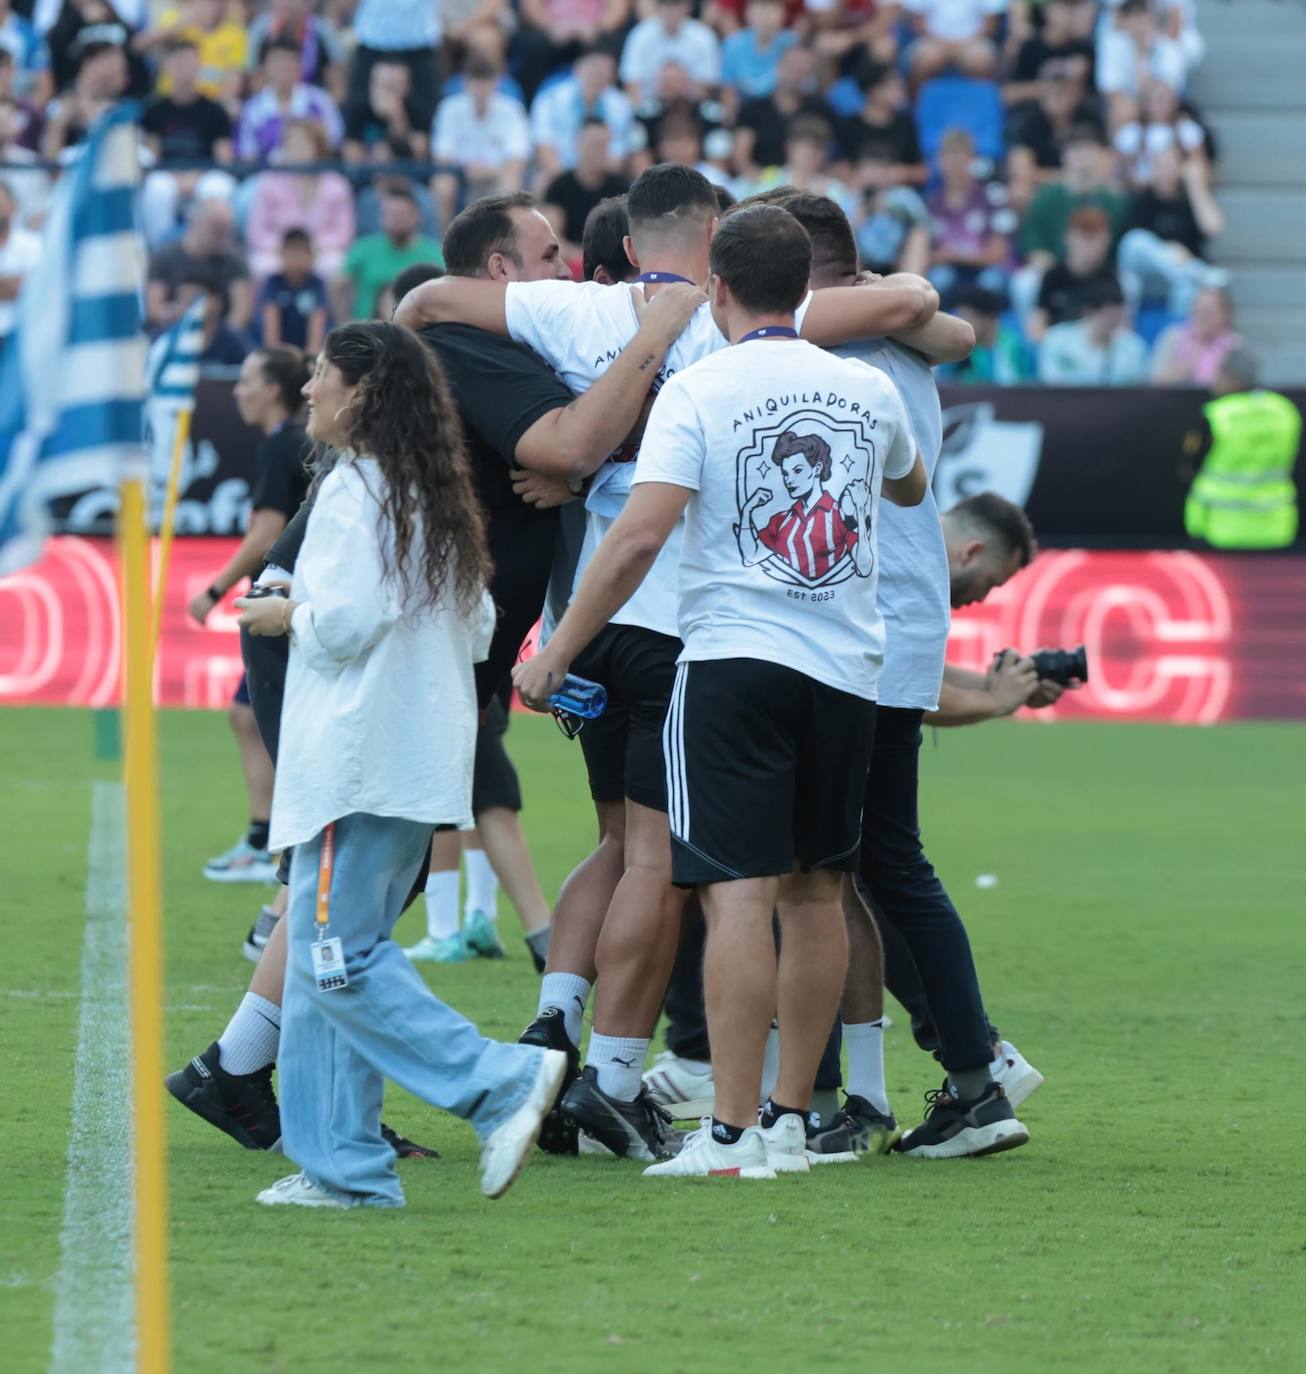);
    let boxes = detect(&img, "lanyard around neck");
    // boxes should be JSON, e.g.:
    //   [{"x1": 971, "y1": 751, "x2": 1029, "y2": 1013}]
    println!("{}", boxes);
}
[{"x1": 737, "y1": 325, "x2": 798, "y2": 343}]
